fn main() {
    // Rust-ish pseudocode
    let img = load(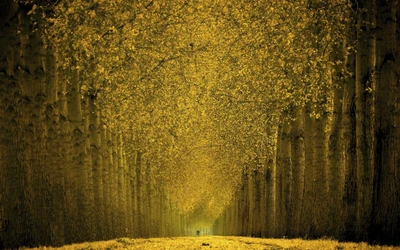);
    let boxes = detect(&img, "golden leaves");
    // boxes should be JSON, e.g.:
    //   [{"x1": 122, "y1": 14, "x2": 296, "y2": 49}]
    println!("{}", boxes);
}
[{"x1": 45, "y1": 0, "x2": 350, "y2": 223}]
